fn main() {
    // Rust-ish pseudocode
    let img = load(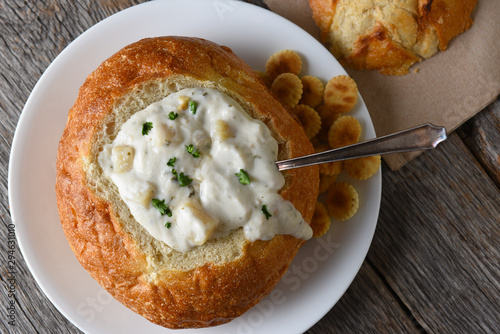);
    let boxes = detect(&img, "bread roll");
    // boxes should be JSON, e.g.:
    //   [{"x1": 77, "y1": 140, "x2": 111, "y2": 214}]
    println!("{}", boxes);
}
[
  {"x1": 55, "y1": 36, "x2": 319, "y2": 328},
  {"x1": 309, "y1": 0, "x2": 477, "y2": 75}
]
